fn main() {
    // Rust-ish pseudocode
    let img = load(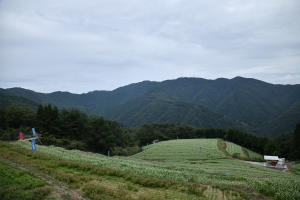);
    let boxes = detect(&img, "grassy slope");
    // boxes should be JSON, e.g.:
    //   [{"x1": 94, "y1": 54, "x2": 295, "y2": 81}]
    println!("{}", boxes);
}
[
  {"x1": 0, "y1": 159, "x2": 88, "y2": 200},
  {"x1": 291, "y1": 164, "x2": 300, "y2": 176},
  {"x1": 1, "y1": 139, "x2": 300, "y2": 199},
  {"x1": 0, "y1": 161, "x2": 51, "y2": 200},
  {"x1": 222, "y1": 141, "x2": 263, "y2": 160},
  {"x1": 0, "y1": 141, "x2": 226, "y2": 200}
]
